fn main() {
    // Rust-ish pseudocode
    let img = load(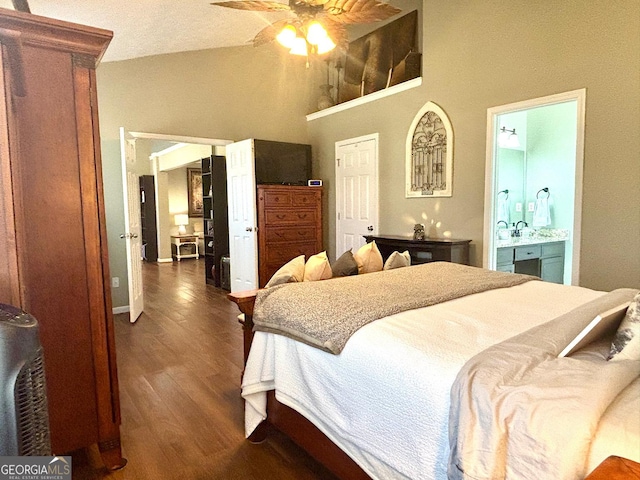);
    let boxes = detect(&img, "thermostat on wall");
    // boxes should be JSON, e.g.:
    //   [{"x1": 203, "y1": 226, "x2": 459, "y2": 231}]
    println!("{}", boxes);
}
[{"x1": 308, "y1": 179, "x2": 323, "y2": 187}]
